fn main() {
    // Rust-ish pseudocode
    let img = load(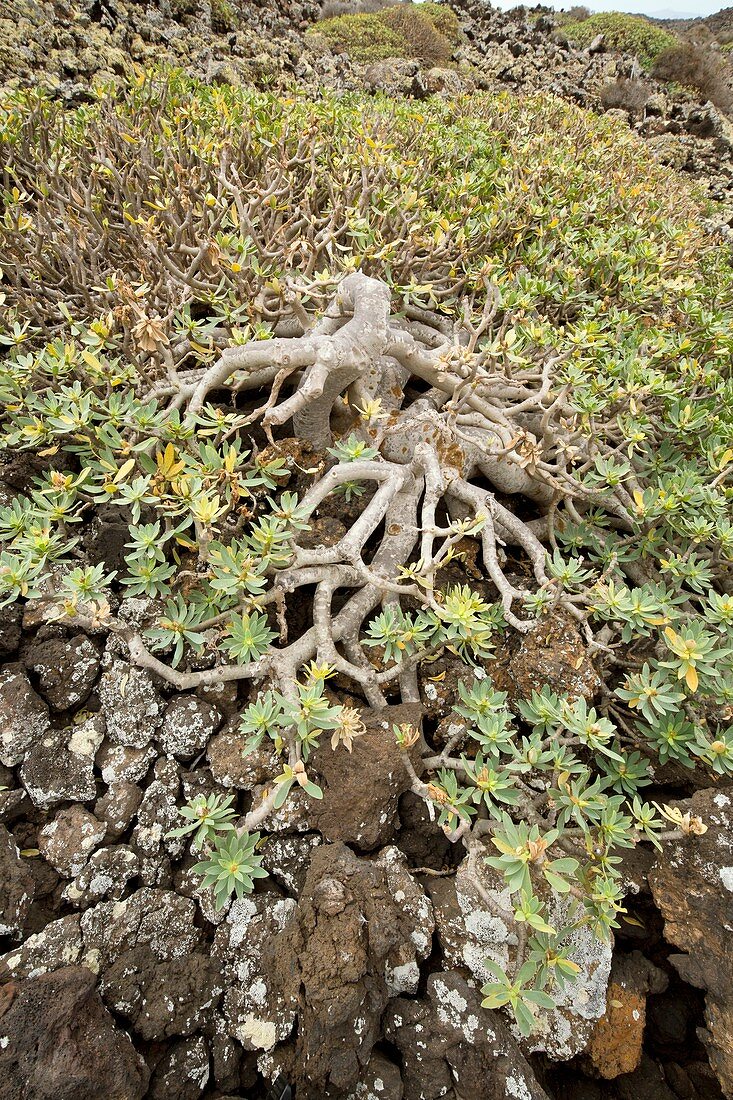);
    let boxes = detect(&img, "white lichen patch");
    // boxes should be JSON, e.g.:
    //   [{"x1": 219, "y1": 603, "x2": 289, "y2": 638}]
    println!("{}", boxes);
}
[
  {"x1": 506, "y1": 1072, "x2": 535, "y2": 1099},
  {"x1": 433, "y1": 979, "x2": 481, "y2": 1043},
  {"x1": 68, "y1": 717, "x2": 105, "y2": 758},
  {"x1": 385, "y1": 959, "x2": 420, "y2": 996},
  {"x1": 719, "y1": 867, "x2": 733, "y2": 891},
  {"x1": 236, "y1": 1016, "x2": 278, "y2": 1050},
  {"x1": 447, "y1": 848, "x2": 611, "y2": 1061}
]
